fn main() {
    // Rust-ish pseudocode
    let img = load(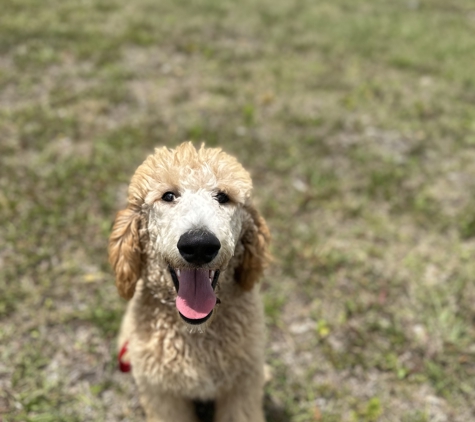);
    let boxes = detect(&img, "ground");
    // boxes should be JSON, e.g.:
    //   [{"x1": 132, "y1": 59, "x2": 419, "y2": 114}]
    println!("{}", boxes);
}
[{"x1": 1, "y1": 0, "x2": 475, "y2": 421}]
